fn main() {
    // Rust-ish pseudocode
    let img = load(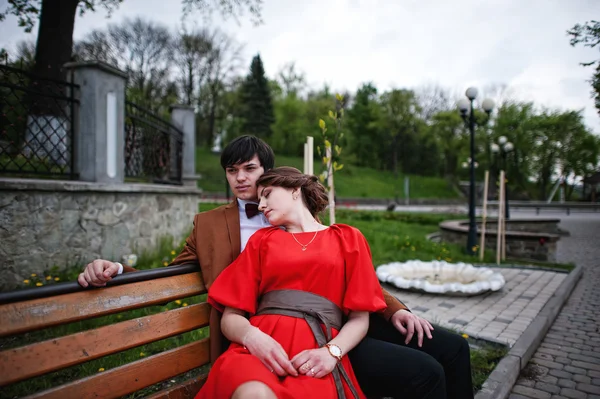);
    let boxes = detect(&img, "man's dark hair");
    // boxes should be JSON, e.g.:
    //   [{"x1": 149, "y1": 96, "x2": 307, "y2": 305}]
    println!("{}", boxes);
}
[{"x1": 220, "y1": 135, "x2": 275, "y2": 170}]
